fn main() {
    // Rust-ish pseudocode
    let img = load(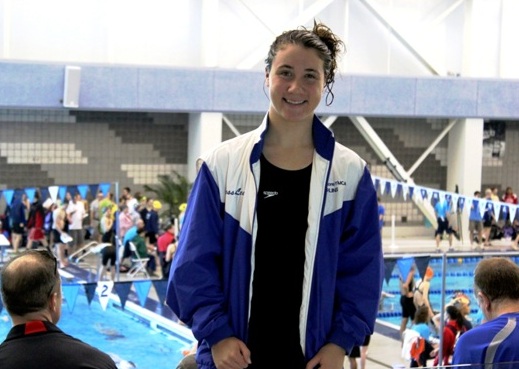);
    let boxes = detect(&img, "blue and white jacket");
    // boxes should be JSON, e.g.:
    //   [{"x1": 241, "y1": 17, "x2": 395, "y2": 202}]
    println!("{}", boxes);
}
[{"x1": 167, "y1": 114, "x2": 384, "y2": 369}]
